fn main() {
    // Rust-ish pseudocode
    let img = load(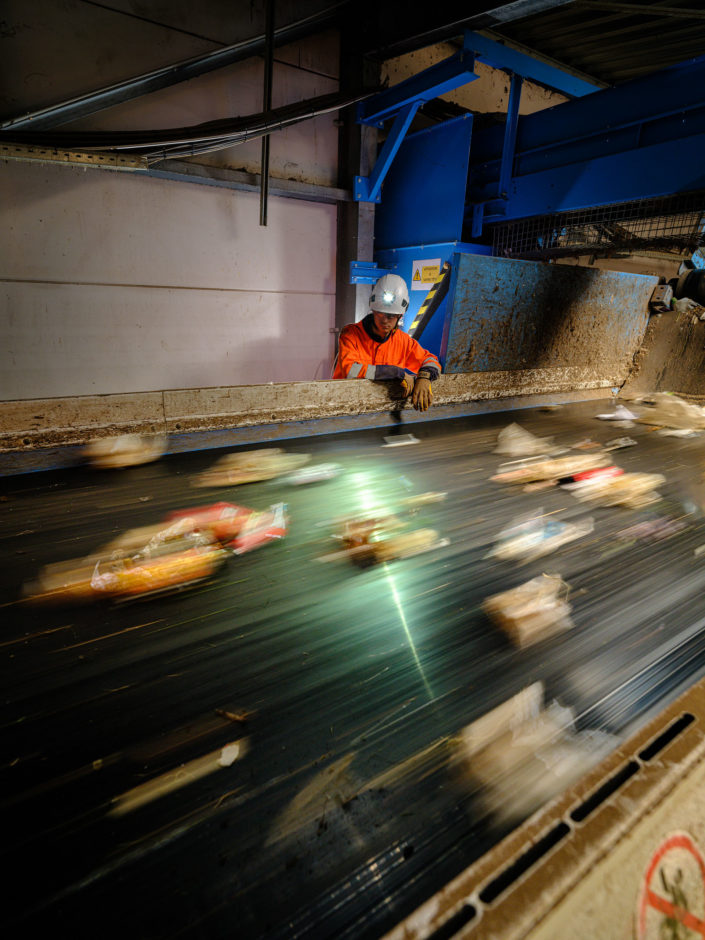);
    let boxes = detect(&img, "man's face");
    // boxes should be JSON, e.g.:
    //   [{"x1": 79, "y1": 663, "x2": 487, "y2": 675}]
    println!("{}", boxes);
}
[{"x1": 372, "y1": 310, "x2": 402, "y2": 338}]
